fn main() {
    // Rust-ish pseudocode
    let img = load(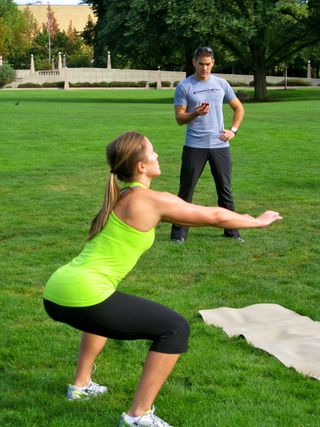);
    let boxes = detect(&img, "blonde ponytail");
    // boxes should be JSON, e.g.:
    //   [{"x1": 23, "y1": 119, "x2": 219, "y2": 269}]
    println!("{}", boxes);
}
[
  {"x1": 87, "y1": 172, "x2": 120, "y2": 240},
  {"x1": 87, "y1": 131, "x2": 147, "y2": 240}
]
